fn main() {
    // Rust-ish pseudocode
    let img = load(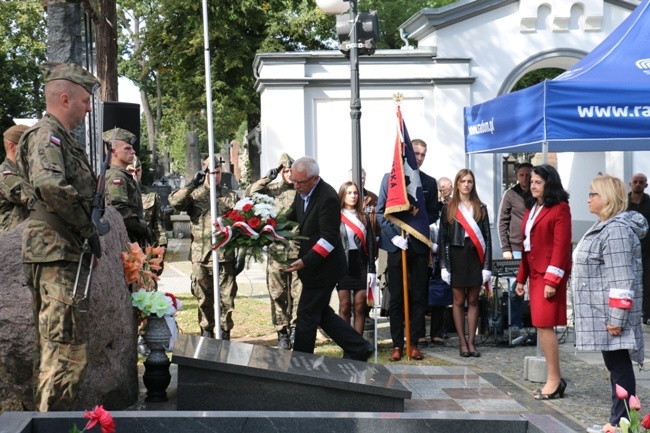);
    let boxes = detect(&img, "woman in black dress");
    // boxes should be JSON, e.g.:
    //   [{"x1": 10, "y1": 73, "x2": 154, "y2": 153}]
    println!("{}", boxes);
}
[
  {"x1": 439, "y1": 169, "x2": 492, "y2": 357},
  {"x1": 337, "y1": 181, "x2": 376, "y2": 334}
]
